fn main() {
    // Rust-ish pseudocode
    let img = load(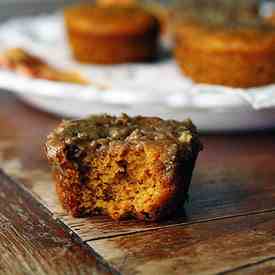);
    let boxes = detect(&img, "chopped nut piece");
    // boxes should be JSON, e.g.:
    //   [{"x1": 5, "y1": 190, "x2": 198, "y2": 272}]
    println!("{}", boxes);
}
[{"x1": 179, "y1": 131, "x2": 193, "y2": 144}]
